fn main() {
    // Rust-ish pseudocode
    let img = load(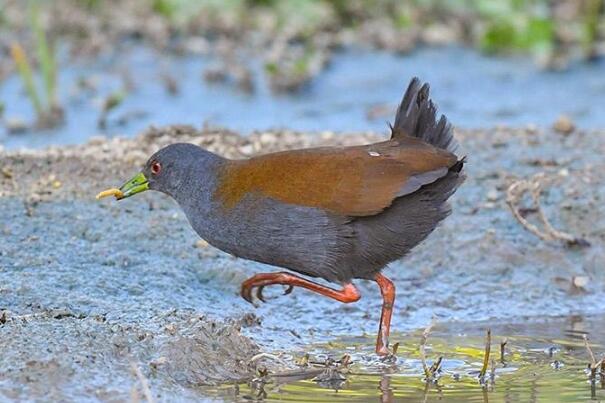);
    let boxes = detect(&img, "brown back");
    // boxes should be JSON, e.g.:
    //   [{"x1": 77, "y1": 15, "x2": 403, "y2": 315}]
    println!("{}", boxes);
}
[{"x1": 214, "y1": 136, "x2": 457, "y2": 217}]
